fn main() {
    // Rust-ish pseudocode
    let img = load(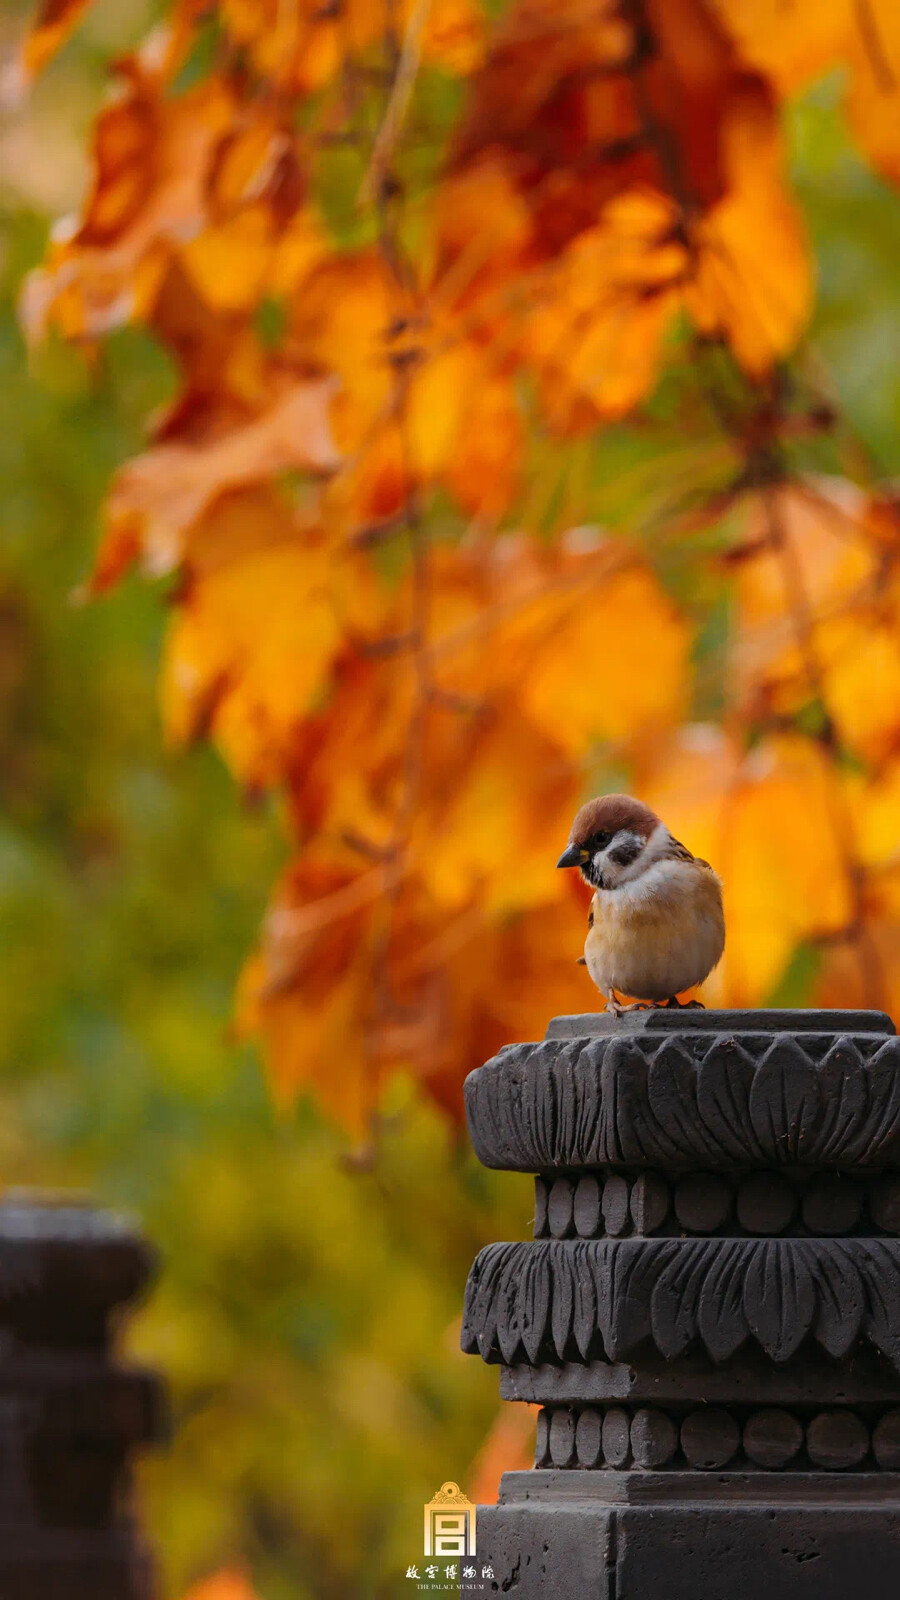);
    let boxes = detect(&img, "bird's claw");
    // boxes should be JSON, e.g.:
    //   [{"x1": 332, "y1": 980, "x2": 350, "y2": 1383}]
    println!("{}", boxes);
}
[
  {"x1": 605, "y1": 995, "x2": 707, "y2": 1016},
  {"x1": 605, "y1": 994, "x2": 653, "y2": 1017}
]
